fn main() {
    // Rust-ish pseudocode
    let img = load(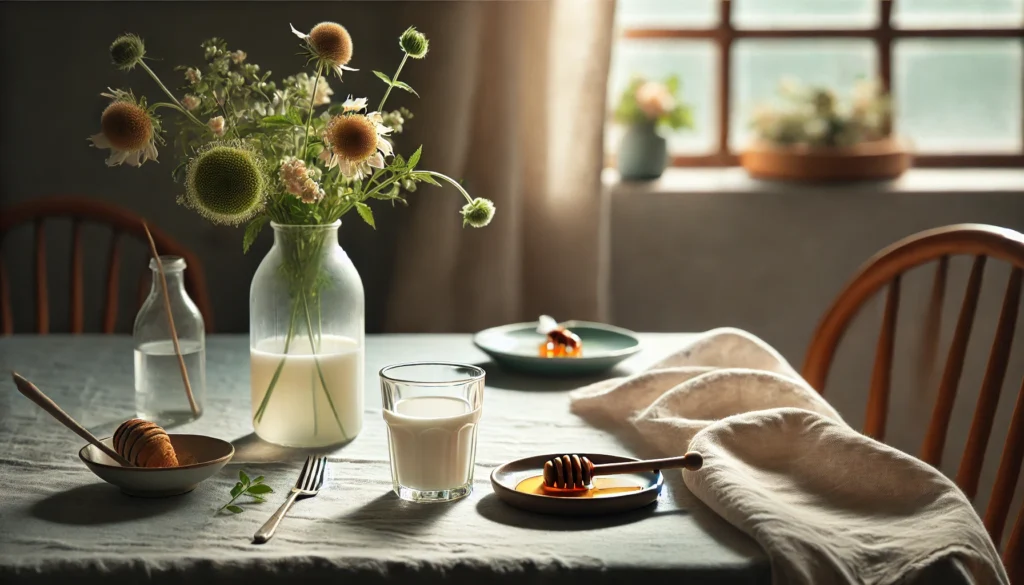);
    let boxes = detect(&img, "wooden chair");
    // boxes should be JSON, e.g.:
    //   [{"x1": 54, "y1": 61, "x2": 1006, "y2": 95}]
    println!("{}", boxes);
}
[
  {"x1": 803, "y1": 224, "x2": 1024, "y2": 578},
  {"x1": 0, "y1": 196, "x2": 213, "y2": 334}
]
